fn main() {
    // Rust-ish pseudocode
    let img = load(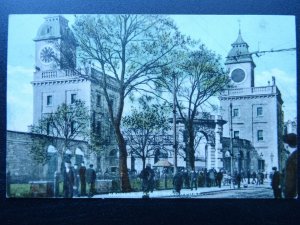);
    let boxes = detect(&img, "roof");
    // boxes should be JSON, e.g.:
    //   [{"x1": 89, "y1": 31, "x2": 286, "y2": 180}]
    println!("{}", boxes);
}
[
  {"x1": 153, "y1": 160, "x2": 173, "y2": 167},
  {"x1": 34, "y1": 15, "x2": 76, "y2": 44},
  {"x1": 225, "y1": 30, "x2": 255, "y2": 66}
]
